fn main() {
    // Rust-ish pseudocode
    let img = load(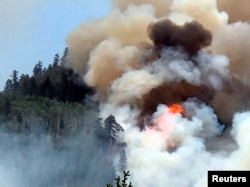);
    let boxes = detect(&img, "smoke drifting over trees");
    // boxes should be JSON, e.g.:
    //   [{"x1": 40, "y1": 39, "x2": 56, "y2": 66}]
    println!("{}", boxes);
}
[
  {"x1": 64, "y1": 0, "x2": 250, "y2": 186},
  {"x1": 0, "y1": 50, "x2": 118, "y2": 186}
]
